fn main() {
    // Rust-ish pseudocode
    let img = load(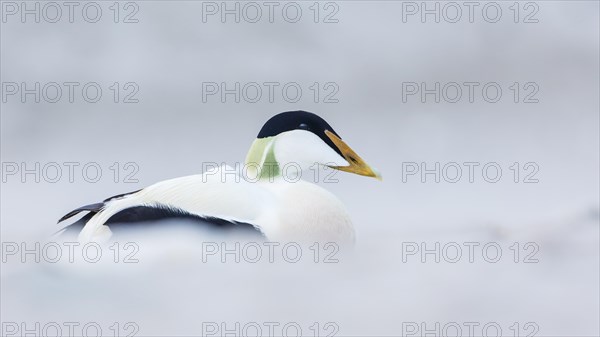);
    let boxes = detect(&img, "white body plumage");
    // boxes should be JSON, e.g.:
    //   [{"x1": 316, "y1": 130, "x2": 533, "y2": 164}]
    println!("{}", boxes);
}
[
  {"x1": 61, "y1": 111, "x2": 380, "y2": 245},
  {"x1": 78, "y1": 165, "x2": 356, "y2": 244}
]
